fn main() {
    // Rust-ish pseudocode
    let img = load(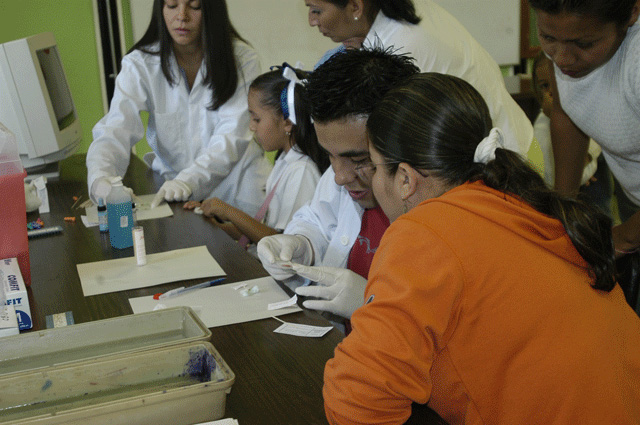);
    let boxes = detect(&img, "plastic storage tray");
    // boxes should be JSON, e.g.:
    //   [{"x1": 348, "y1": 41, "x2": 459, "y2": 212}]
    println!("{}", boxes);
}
[
  {"x1": 0, "y1": 307, "x2": 211, "y2": 377},
  {"x1": 0, "y1": 342, "x2": 235, "y2": 424}
]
